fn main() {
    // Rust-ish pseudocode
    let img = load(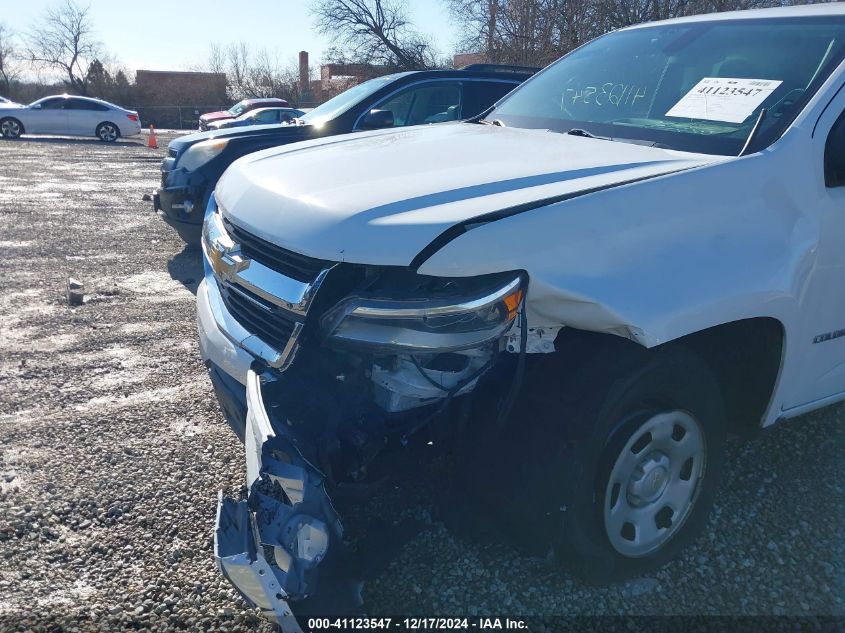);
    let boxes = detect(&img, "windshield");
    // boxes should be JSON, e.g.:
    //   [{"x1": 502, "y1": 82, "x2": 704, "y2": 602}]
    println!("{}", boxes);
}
[
  {"x1": 491, "y1": 17, "x2": 845, "y2": 155},
  {"x1": 227, "y1": 101, "x2": 248, "y2": 116},
  {"x1": 301, "y1": 75, "x2": 400, "y2": 126}
]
